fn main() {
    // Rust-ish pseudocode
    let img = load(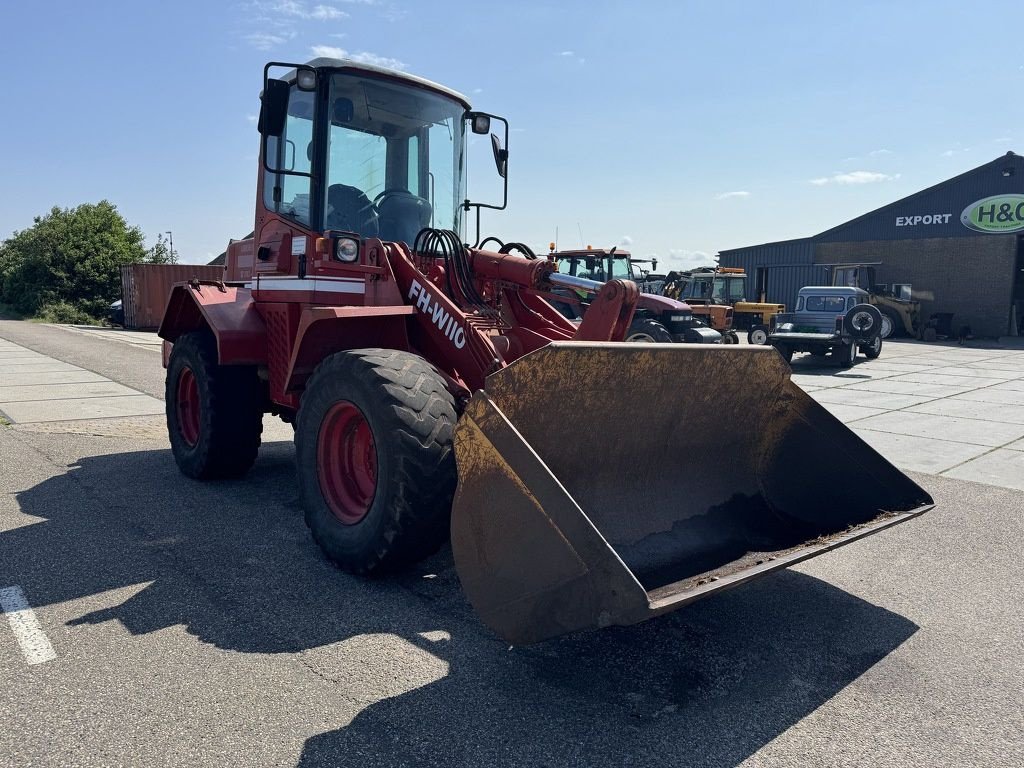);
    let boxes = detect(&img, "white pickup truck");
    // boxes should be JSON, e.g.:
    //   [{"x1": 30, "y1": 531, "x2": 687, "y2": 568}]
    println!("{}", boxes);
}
[{"x1": 768, "y1": 286, "x2": 883, "y2": 367}]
